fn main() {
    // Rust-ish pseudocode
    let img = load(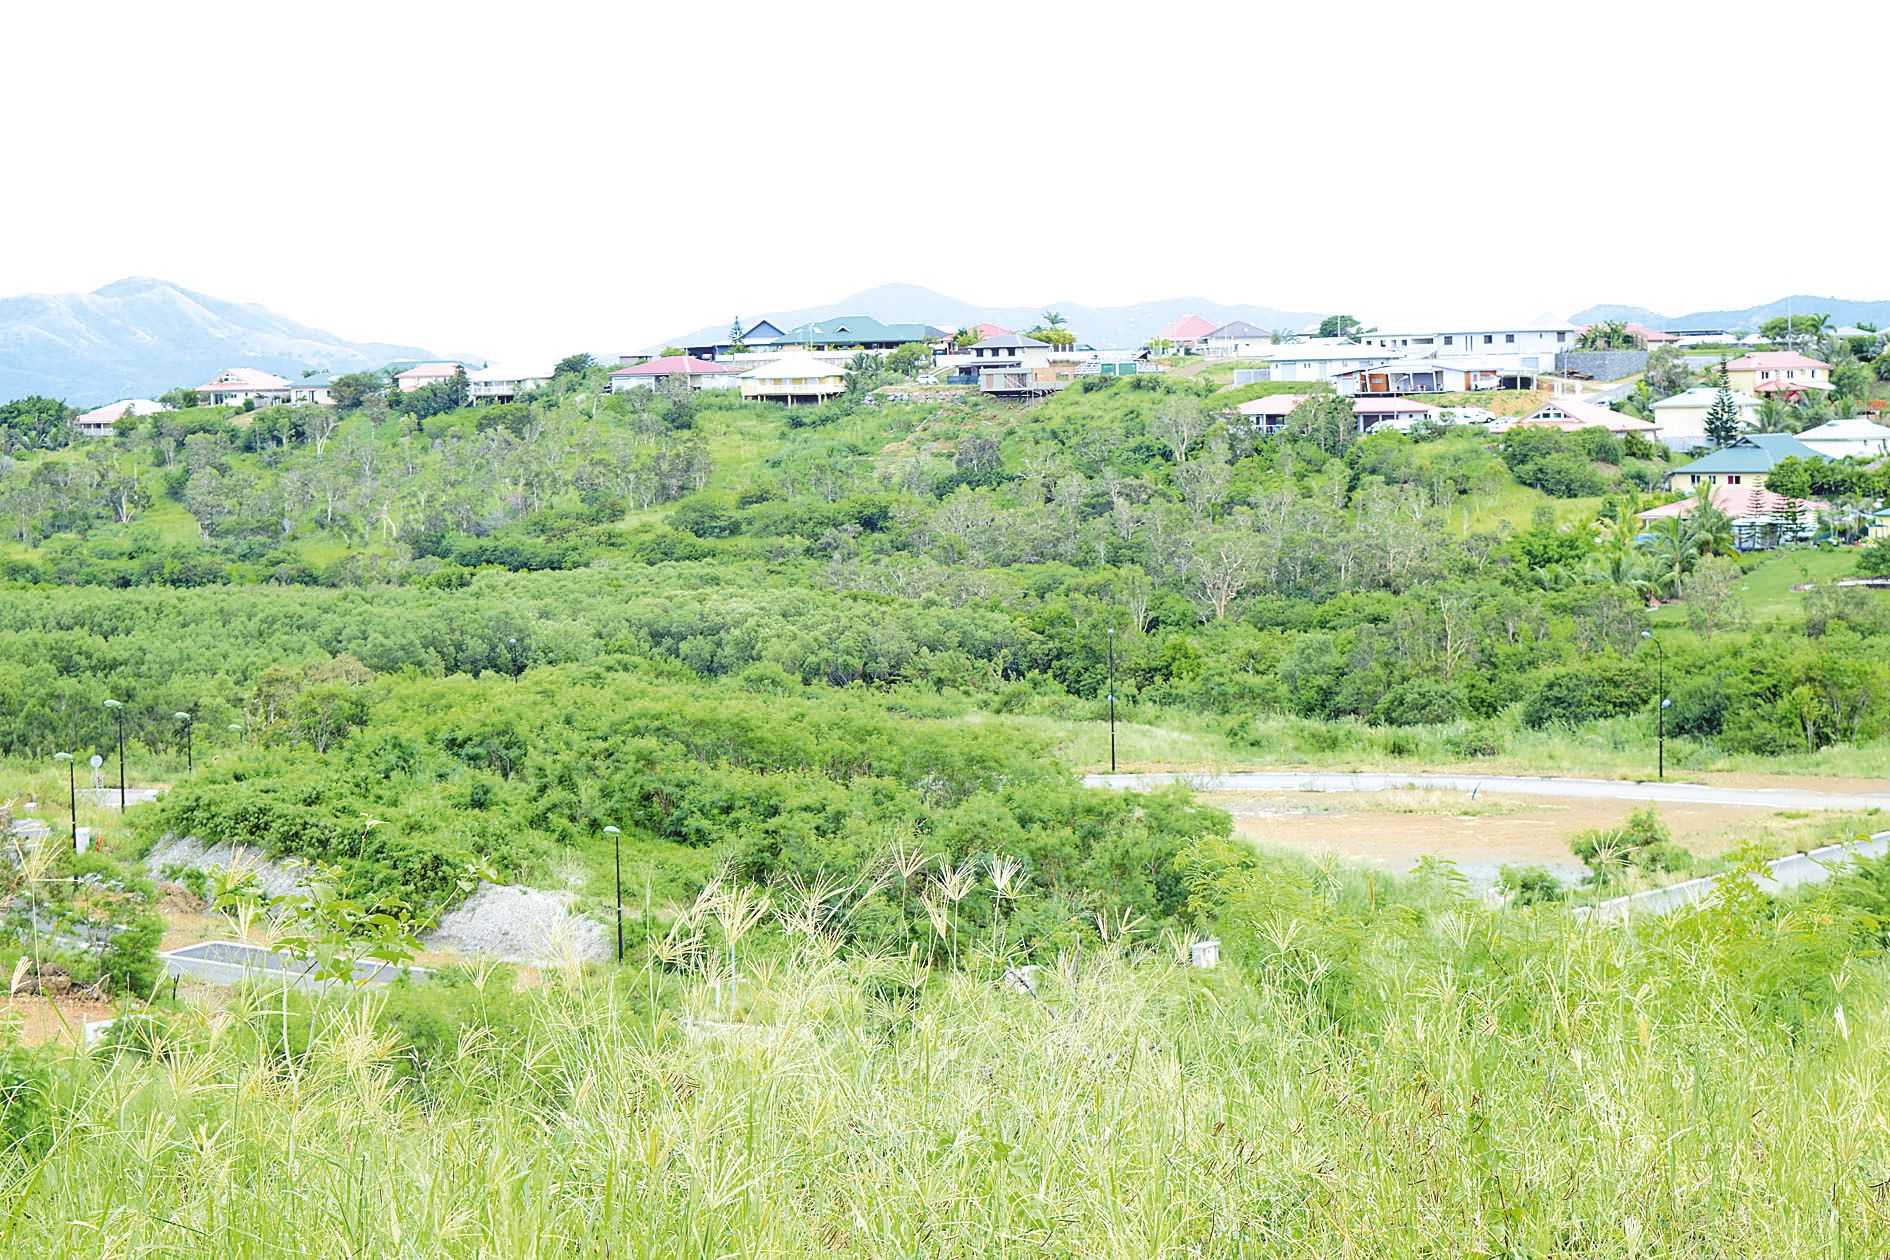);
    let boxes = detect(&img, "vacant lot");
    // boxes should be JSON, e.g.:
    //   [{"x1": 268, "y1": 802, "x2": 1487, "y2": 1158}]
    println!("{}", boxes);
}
[{"x1": 1208, "y1": 787, "x2": 1884, "y2": 885}]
